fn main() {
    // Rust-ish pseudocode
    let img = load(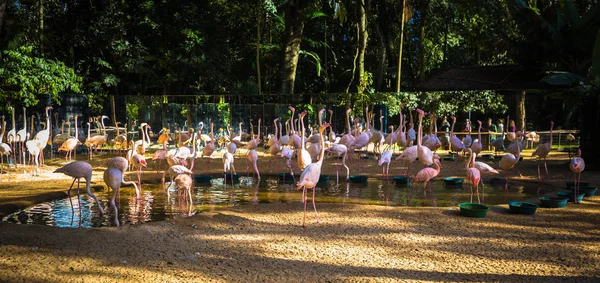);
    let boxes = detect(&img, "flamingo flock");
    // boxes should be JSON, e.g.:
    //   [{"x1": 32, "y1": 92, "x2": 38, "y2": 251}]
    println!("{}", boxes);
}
[{"x1": 0, "y1": 103, "x2": 582, "y2": 228}]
